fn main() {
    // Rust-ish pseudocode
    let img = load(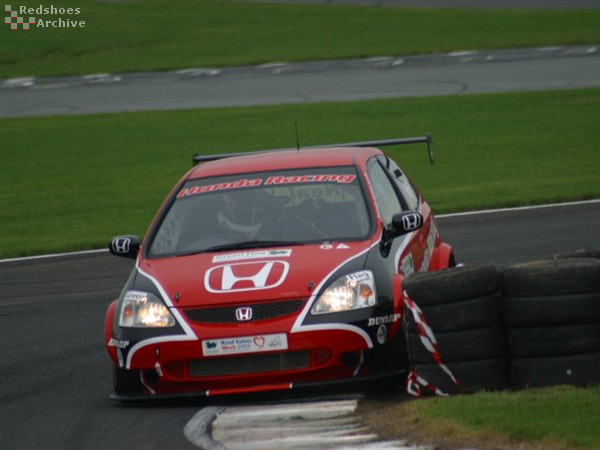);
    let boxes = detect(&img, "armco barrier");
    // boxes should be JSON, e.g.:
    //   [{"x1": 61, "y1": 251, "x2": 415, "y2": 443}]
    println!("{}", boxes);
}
[{"x1": 403, "y1": 252, "x2": 600, "y2": 396}]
